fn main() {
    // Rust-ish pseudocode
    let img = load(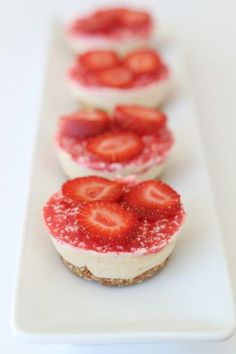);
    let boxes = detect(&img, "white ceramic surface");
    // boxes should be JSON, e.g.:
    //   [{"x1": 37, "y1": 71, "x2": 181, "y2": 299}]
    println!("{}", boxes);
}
[{"x1": 12, "y1": 23, "x2": 235, "y2": 345}]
